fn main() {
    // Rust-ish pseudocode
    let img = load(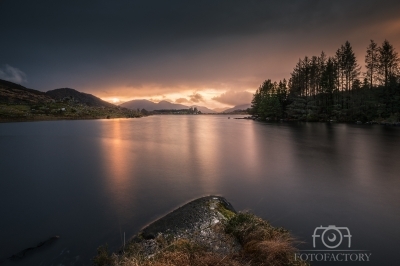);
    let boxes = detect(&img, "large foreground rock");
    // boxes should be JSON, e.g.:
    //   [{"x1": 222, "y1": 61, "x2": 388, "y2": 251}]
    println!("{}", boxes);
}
[{"x1": 127, "y1": 196, "x2": 241, "y2": 255}]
